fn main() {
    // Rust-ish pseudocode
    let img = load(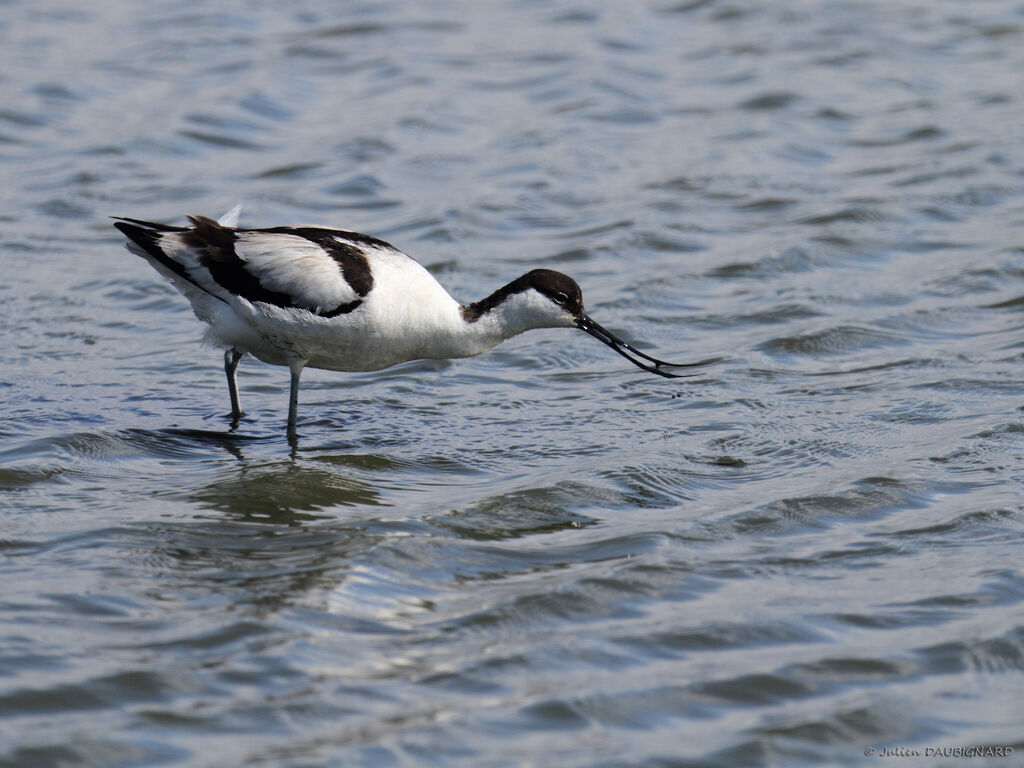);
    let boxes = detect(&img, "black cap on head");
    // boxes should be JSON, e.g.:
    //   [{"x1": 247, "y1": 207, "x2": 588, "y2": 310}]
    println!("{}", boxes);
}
[
  {"x1": 462, "y1": 268, "x2": 583, "y2": 322},
  {"x1": 522, "y1": 269, "x2": 583, "y2": 317}
]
